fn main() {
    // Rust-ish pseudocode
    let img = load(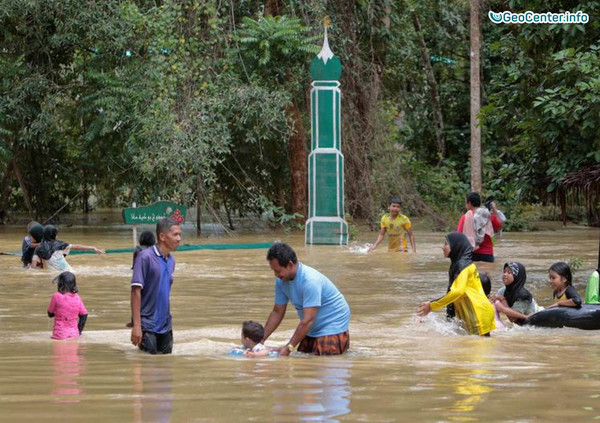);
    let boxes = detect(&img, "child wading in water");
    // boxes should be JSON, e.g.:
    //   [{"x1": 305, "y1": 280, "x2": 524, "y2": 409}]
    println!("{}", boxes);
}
[
  {"x1": 492, "y1": 262, "x2": 541, "y2": 325},
  {"x1": 131, "y1": 231, "x2": 156, "y2": 269},
  {"x1": 241, "y1": 321, "x2": 270, "y2": 357},
  {"x1": 479, "y1": 272, "x2": 505, "y2": 330},
  {"x1": 369, "y1": 197, "x2": 416, "y2": 253},
  {"x1": 47, "y1": 272, "x2": 88, "y2": 340},
  {"x1": 417, "y1": 232, "x2": 495, "y2": 336},
  {"x1": 547, "y1": 262, "x2": 582, "y2": 308}
]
